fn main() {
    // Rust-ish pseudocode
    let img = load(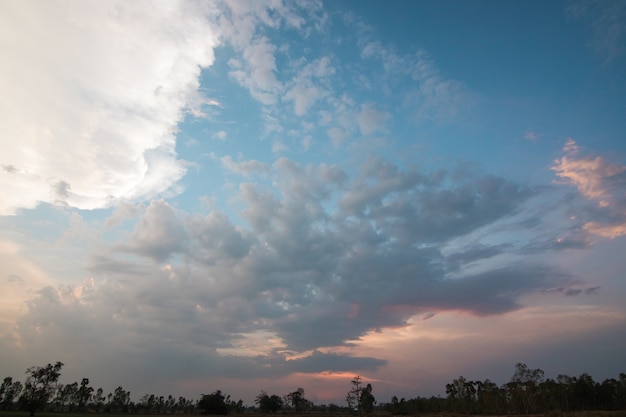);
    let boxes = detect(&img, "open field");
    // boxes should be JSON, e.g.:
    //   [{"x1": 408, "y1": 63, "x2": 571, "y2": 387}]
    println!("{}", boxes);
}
[{"x1": 2, "y1": 412, "x2": 626, "y2": 417}]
